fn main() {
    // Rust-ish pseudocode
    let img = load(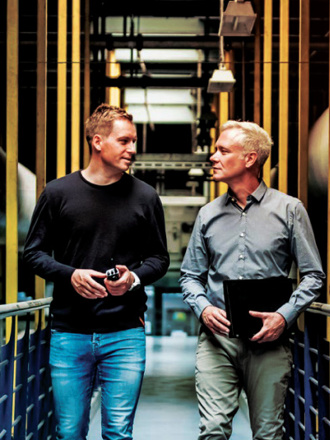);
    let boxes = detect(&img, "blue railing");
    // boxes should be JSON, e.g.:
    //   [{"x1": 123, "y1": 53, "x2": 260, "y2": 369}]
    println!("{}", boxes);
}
[
  {"x1": 0, "y1": 298, "x2": 329, "y2": 440},
  {"x1": 284, "y1": 302, "x2": 330, "y2": 440},
  {"x1": 0, "y1": 298, "x2": 55, "y2": 440}
]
